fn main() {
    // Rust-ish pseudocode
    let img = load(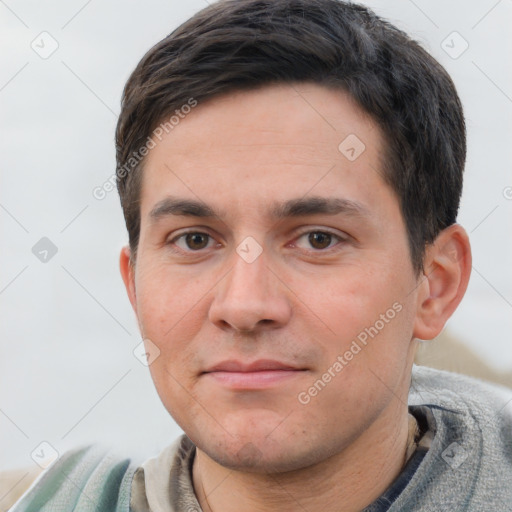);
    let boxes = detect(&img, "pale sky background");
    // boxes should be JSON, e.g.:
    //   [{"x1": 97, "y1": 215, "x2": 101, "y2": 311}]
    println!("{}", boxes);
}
[{"x1": 1, "y1": 0, "x2": 511, "y2": 470}]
